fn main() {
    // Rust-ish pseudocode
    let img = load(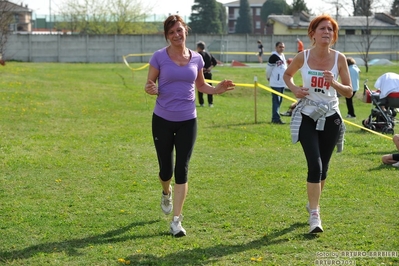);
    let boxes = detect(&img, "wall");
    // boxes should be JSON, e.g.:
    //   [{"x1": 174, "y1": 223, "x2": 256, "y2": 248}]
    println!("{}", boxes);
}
[{"x1": 5, "y1": 33, "x2": 399, "y2": 64}]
